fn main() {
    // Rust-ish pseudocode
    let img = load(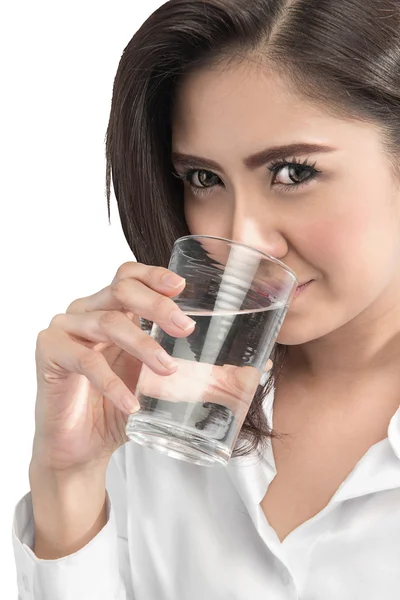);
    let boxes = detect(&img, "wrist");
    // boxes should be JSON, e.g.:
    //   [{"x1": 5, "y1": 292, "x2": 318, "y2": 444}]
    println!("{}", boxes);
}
[
  {"x1": 29, "y1": 456, "x2": 109, "y2": 487},
  {"x1": 29, "y1": 460, "x2": 108, "y2": 559}
]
